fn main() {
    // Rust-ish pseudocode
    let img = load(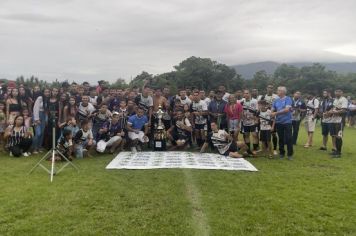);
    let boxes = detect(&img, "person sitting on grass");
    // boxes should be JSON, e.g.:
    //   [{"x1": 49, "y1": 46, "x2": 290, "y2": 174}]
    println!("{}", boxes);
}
[
  {"x1": 96, "y1": 112, "x2": 126, "y2": 154},
  {"x1": 126, "y1": 107, "x2": 149, "y2": 152},
  {"x1": 4, "y1": 115, "x2": 33, "y2": 157},
  {"x1": 56, "y1": 129, "x2": 74, "y2": 161},
  {"x1": 167, "y1": 110, "x2": 192, "y2": 150},
  {"x1": 73, "y1": 119, "x2": 96, "y2": 158},
  {"x1": 200, "y1": 121, "x2": 247, "y2": 158}
]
